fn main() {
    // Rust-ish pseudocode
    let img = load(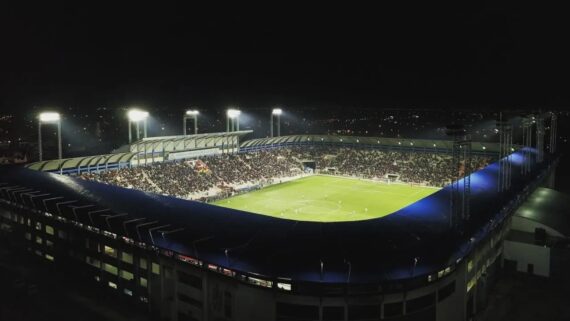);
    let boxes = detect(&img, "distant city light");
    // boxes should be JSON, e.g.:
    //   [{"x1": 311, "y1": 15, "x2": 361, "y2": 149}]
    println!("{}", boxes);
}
[
  {"x1": 227, "y1": 109, "x2": 241, "y2": 118},
  {"x1": 272, "y1": 108, "x2": 283, "y2": 116},
  {"x1": 127, "y1": 109, "x2": 149, "y2": 122},
  {"x1": 39, "y1": 112, "x2": 60, "y2": 122}
]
